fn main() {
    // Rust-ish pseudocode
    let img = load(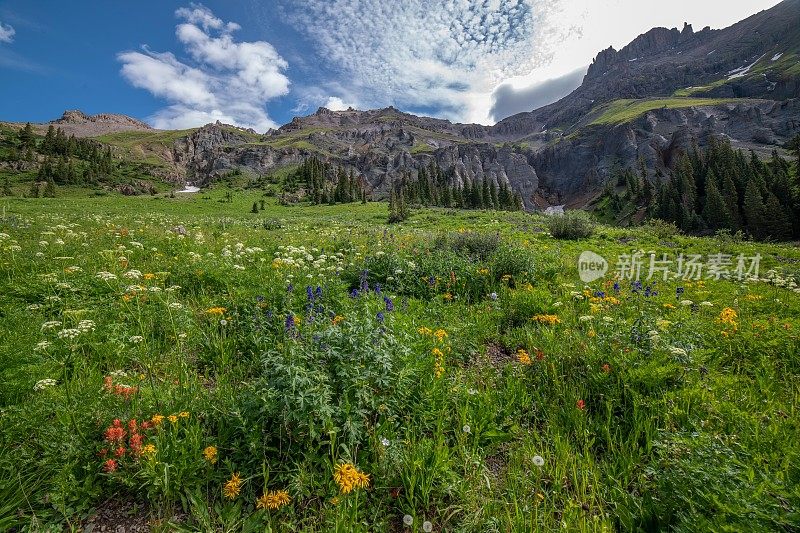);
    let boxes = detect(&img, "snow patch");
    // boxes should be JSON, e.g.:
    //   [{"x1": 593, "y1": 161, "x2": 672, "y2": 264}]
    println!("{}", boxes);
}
[
  {"x1": 772, "y1": 53, "x2": 783, "y2": 61},
  {"x1": 707, "y1": 49, "x2": 716, "y2": 55},
  {"x1": 727, "y1": 54, "x2": 765, "y2": 79}
]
